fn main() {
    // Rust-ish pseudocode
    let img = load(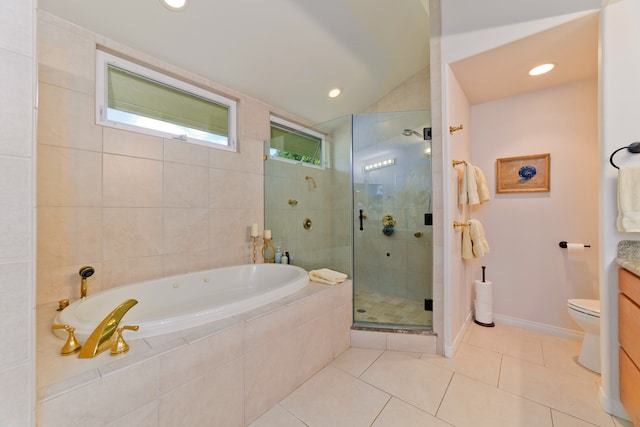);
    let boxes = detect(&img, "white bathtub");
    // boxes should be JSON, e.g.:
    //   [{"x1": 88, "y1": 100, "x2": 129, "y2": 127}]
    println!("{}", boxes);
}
[{"x1": 54, "y1": 264, "x2": 309, "y2": 341}]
